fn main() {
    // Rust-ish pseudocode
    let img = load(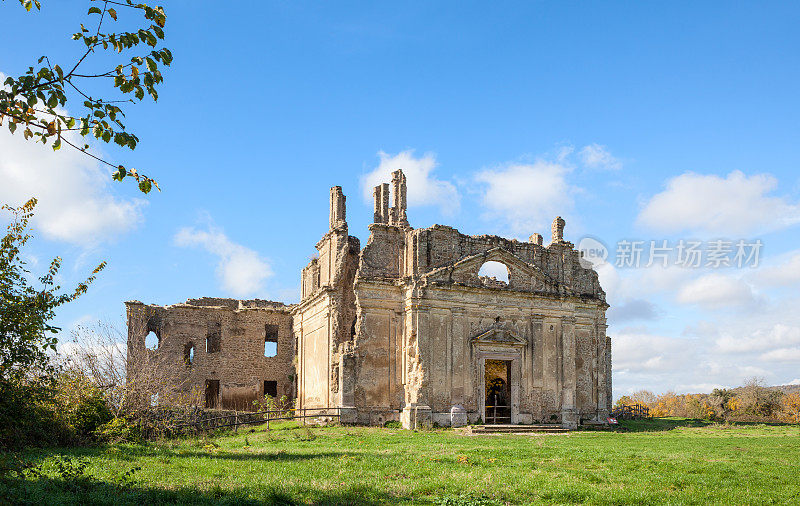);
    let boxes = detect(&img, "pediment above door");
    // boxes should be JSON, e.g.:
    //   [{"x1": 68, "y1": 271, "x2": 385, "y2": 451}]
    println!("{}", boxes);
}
[{"x1": 470, "y1": 323, "x2": 527, "y2": 348}]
